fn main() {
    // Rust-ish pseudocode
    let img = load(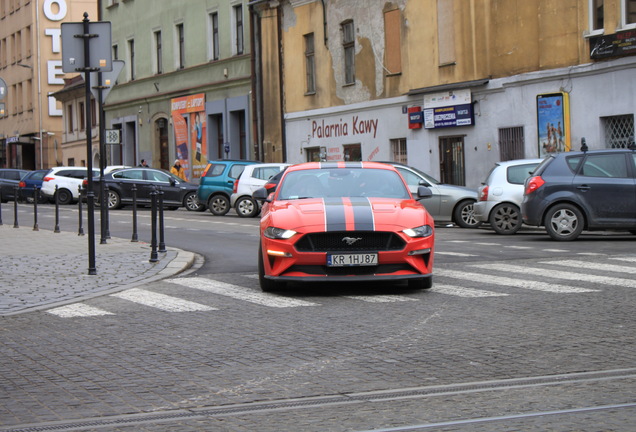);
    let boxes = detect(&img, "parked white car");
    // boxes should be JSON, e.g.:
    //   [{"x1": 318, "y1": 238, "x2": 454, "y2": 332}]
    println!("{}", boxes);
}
[
  {"x1": 41, "y1": 167, "x2": 100, "y2": 204},
  {"x1": 230, "y1": 163, "x2": 290, "y2": 217},
  {"x1": 474, "y1": 158, "x2": 544, "y2": 234}
]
